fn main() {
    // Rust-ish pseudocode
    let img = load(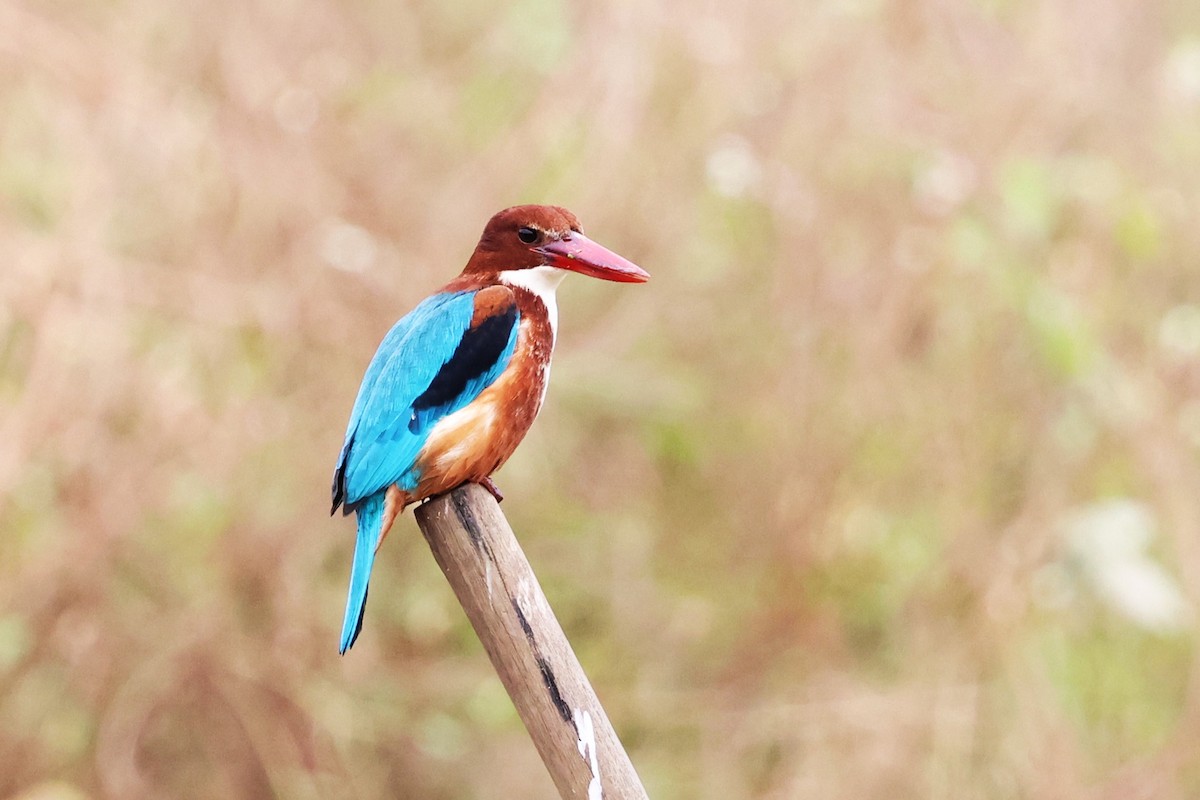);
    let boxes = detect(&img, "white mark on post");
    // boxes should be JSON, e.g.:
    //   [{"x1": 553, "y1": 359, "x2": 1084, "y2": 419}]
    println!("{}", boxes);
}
[
  {"x1": 516, "y1": 577, "x2": 534, "y2": 618},
  {"x1": 486, "y1": 557, "x2": 494, "y2": 605},
  {"x1": 574, "y1": 707, "x2": 602, "y2": 800}
]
